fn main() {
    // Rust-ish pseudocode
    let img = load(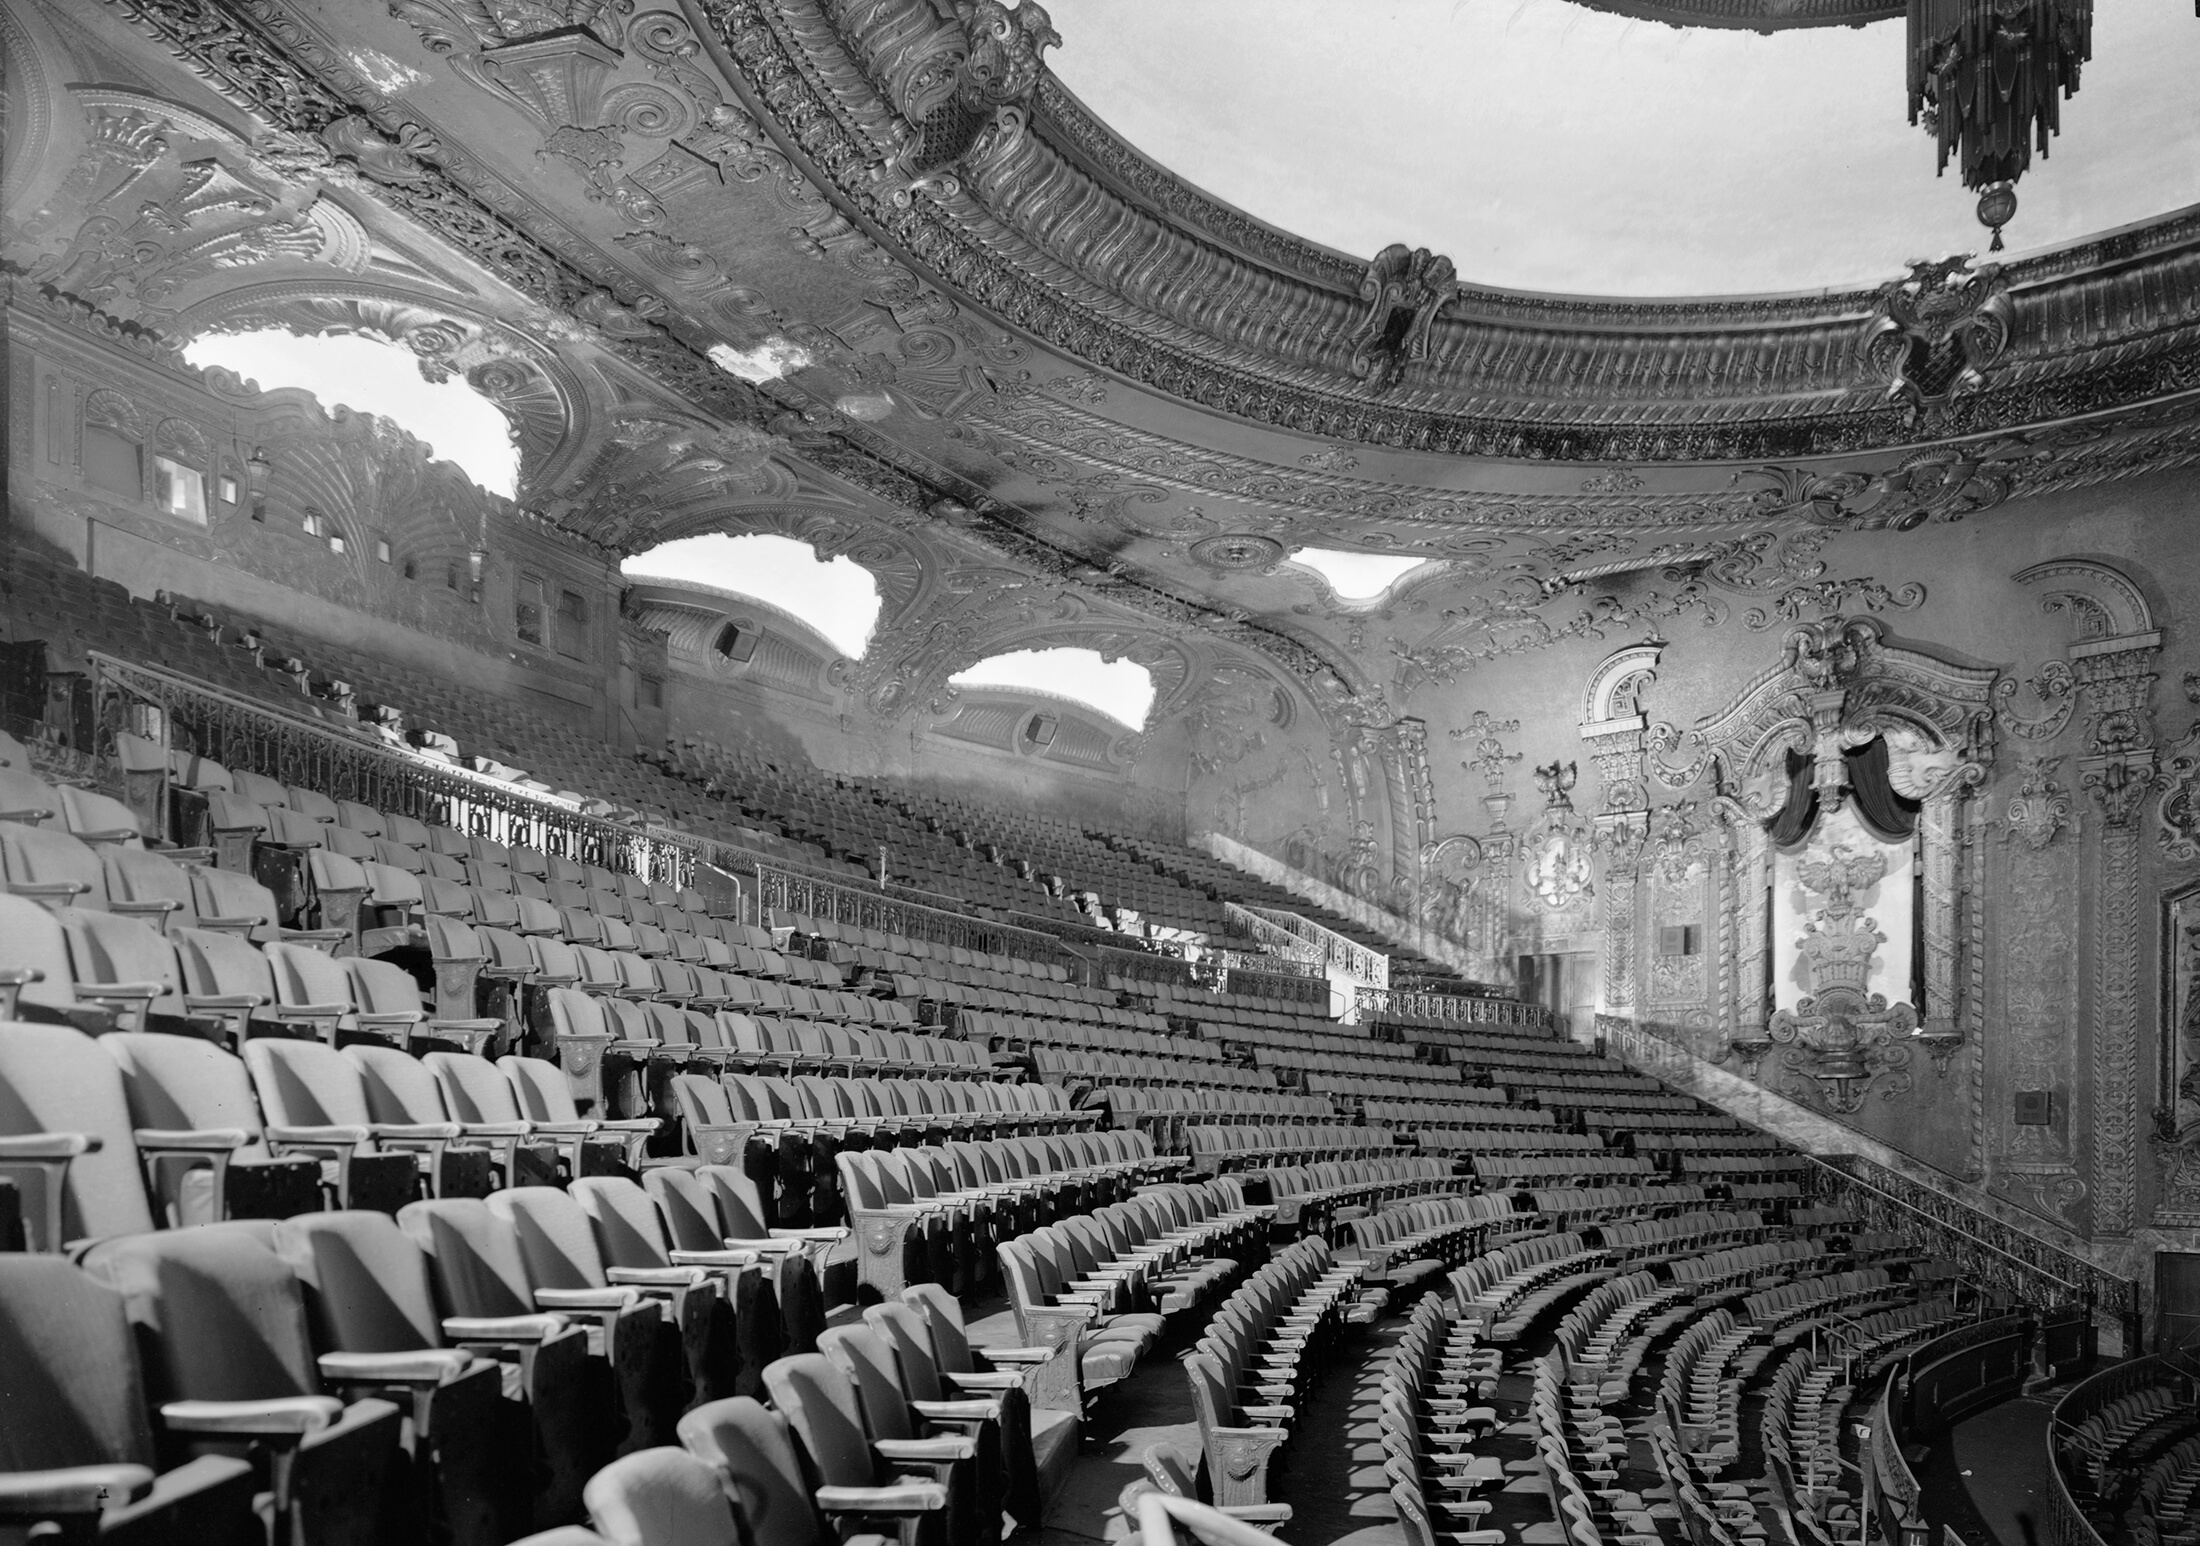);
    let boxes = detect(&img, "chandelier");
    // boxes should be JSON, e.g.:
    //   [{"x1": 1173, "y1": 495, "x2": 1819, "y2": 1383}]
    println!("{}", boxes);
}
[{"x1": 1906, "y1": 0, "x2": 2093, "y2": 250}]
